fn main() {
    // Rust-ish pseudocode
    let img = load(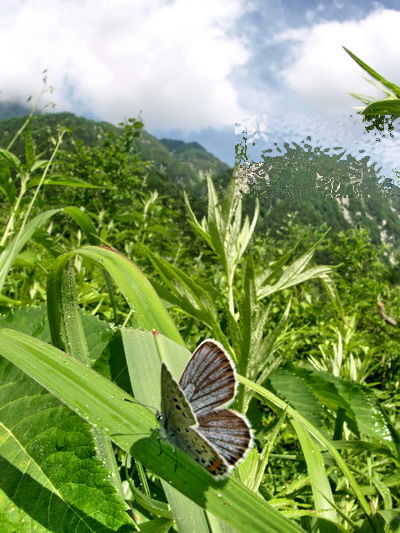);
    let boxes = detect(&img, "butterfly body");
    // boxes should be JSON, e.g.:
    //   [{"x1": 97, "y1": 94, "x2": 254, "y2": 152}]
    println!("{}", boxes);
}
[{"x1": 159, "y1": 339, "x2": 253, "y2": 479}]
